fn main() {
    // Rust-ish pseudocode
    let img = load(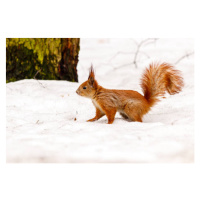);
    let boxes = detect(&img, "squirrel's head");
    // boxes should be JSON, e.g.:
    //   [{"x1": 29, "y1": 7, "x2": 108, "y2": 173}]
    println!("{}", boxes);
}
[{"x1": 76, "y1": 64, "x2": 98, "y2": 98}]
